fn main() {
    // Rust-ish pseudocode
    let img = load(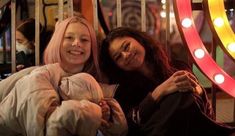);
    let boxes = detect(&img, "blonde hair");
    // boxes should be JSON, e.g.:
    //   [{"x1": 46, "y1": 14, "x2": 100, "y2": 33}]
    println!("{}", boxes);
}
[{"x1": 43, "y1": 16, "x2": 100, "y2": 79}]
